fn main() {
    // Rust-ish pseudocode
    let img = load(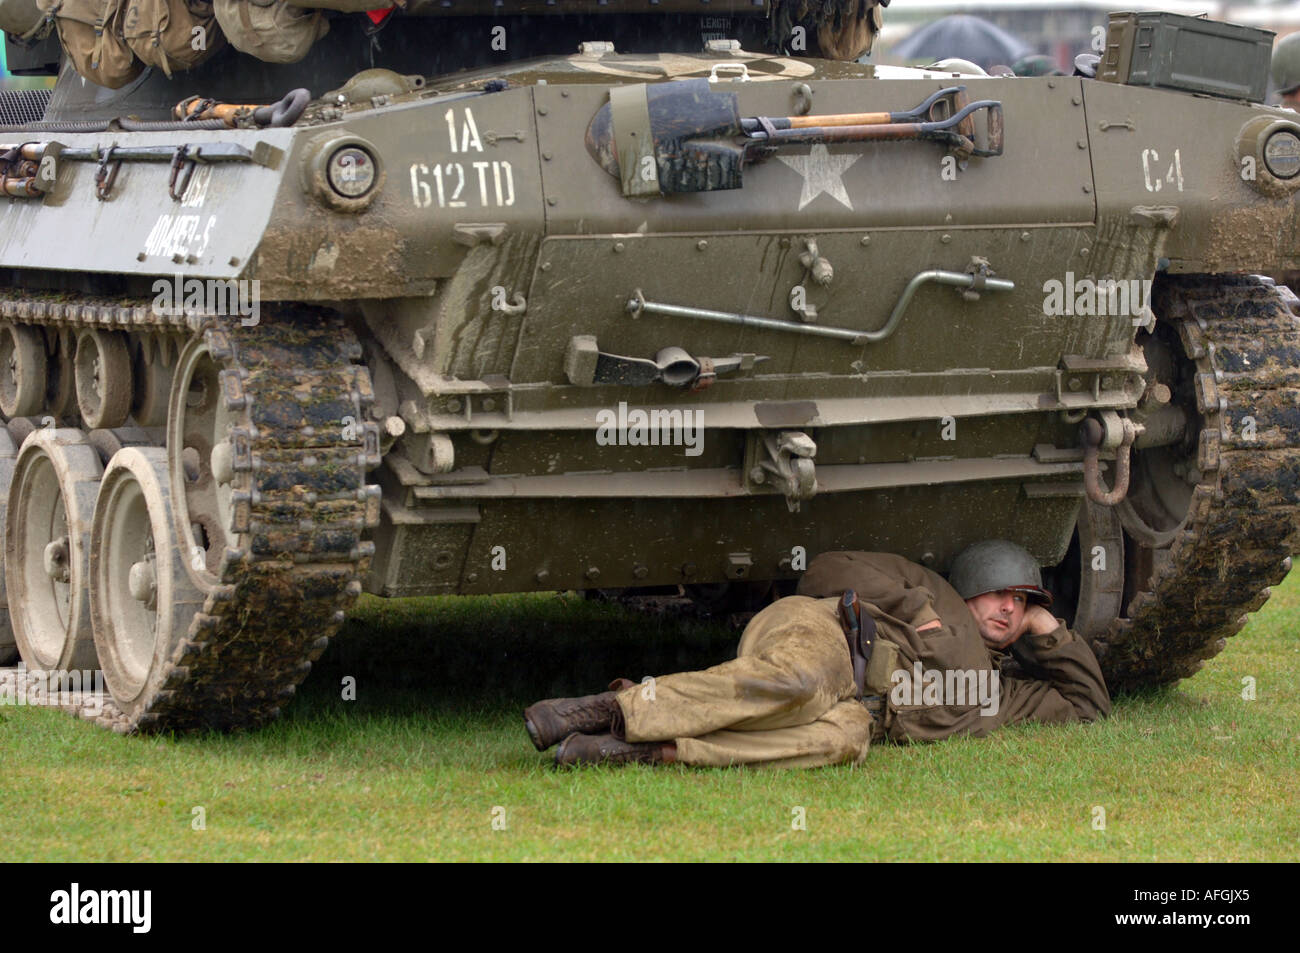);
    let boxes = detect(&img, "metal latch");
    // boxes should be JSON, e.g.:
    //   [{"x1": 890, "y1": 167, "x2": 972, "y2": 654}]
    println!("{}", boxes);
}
[
  {"x1": 746, "y1": 430, "x2": 818, "y2": 512},
  {"x1": 565, "y1": 335, "x2": 765, "y2": 390},
  {"x1": 708, "y1": 63, "x2": 751, "y2": 83},
  {"x1": 95, "y1": 145, "x2": 121, "y2": 201}
]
